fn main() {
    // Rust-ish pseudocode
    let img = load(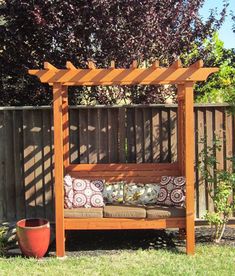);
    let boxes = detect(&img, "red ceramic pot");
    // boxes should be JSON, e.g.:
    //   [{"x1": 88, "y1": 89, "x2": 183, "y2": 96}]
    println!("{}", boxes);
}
[{"x1": 16, "y1": 218, "x2": 50, "y2": 258}]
